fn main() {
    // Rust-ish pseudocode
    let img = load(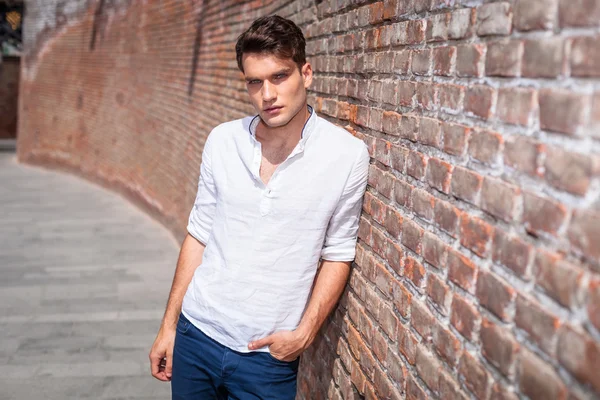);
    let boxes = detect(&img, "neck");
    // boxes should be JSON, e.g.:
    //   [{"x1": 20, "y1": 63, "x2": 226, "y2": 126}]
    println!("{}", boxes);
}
[{"x1": 256, "y1": 104, "x2": 310, "y2": 146}]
